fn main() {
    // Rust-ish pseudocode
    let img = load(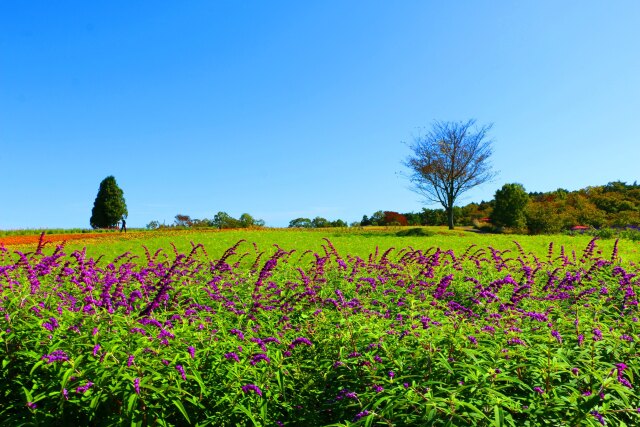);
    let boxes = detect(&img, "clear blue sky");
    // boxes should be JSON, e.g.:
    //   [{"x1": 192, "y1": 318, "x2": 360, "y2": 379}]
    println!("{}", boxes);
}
[{"x1": 1, "y1": 1, "x2": 639, "y2": 229}]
